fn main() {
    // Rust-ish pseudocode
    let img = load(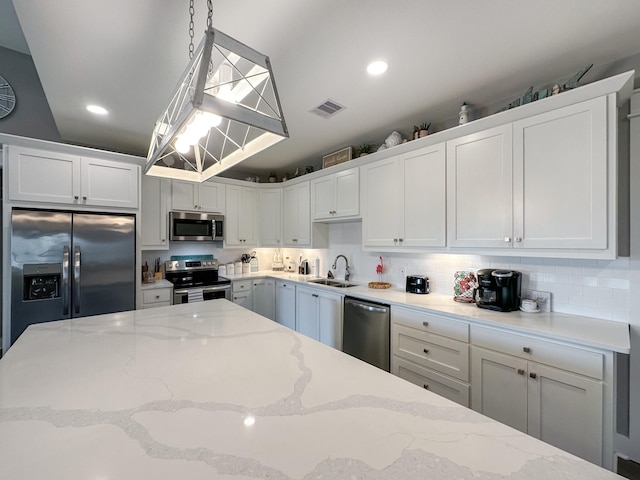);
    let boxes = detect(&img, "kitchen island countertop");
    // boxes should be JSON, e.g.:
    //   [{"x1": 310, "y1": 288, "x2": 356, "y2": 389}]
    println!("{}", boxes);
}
[{"x1": 0, "y1": 300, "x2": 623, "y2": 479}]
